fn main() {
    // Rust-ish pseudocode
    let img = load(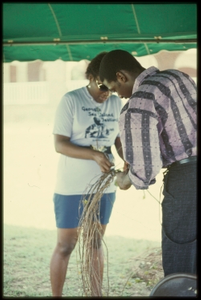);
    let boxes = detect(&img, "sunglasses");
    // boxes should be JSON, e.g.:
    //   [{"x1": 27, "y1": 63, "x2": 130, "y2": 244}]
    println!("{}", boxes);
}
[{"x1": 96, "y1": 80, "x2": 109, "y2": 92}]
